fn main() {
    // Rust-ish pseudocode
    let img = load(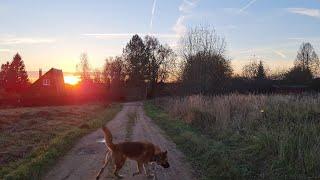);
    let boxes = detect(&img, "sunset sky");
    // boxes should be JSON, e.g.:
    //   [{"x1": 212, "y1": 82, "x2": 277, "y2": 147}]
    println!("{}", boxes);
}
[{"x1": 0, "y1": 0, "x2": 319, "y2": 76}]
